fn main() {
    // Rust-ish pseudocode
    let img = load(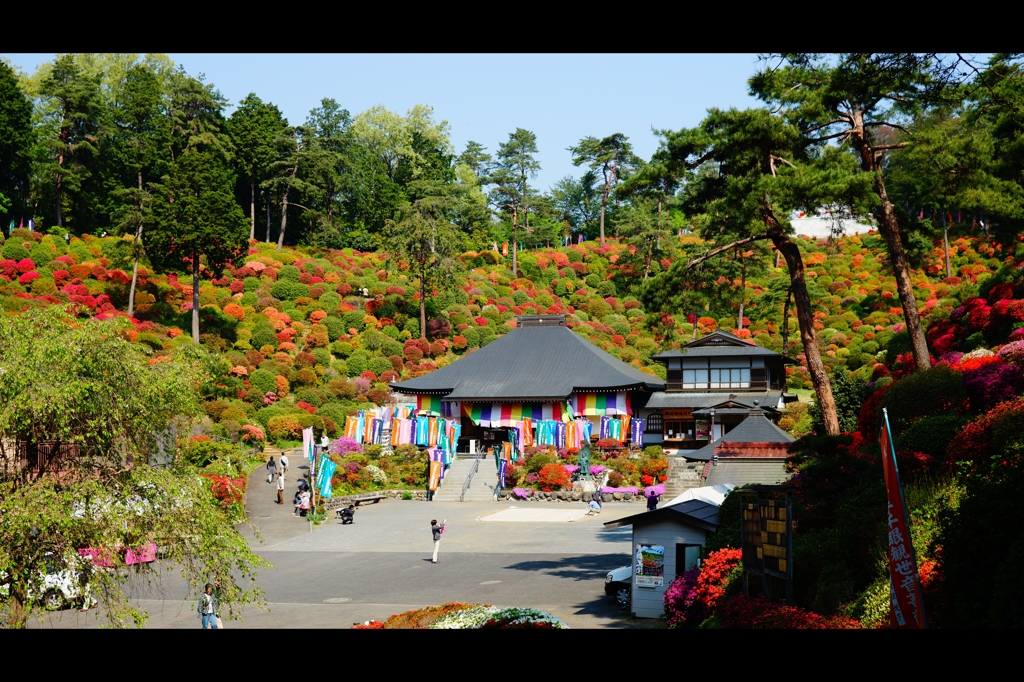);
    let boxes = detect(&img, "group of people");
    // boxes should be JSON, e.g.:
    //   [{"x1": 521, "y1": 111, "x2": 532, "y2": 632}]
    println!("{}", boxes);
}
[{"x1": 266, "y1": 454, "x2": 311, "y2": 517}]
